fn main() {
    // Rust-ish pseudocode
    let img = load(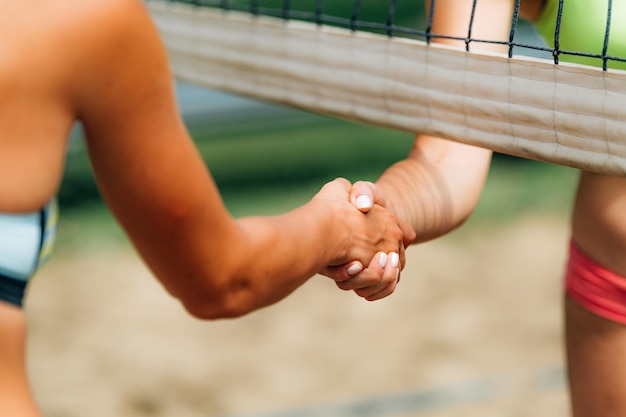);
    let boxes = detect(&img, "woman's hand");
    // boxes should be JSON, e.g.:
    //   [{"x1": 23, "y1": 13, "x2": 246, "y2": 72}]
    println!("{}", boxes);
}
[
  {"x1": 312, "y1": 178, "x2": 410, "y2": 264},
  {"x1": 316, "y1": 179, "x2": 414, "y2": 300}
]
